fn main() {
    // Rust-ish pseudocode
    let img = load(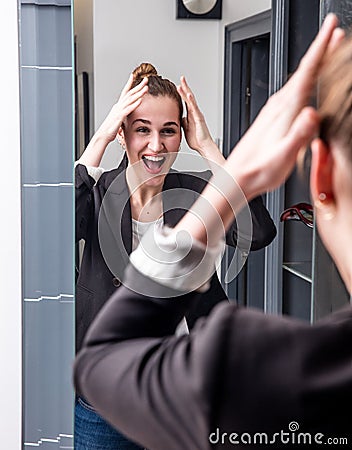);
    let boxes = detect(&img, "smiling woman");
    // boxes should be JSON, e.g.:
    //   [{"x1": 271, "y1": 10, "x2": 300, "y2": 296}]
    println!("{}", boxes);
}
[
  {"x1": 121, "y1": 94, "x2": 181, "y2": 188},
  {"x1": 74, "y1": 61, "x2": 276, "y2": 449}
]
